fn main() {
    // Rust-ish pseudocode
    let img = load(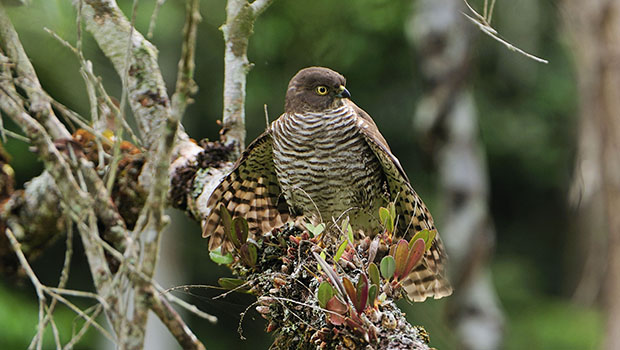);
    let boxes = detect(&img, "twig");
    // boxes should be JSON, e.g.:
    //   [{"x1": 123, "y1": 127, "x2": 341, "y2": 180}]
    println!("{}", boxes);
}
[
  {"x1": 462, "y1": 0, "x2": 548, "y2": 64},
  {"x1": 62, "y1": 305, "x2": 103, "y2": 350},
  {"x1": 148, "y1": 286, "x2": 207, "y2": 350},
  {"x1": 1, "y1": 127, "x2": 29, "y2": 142},
  {"x1": 6, "y1": 226, "x2": 47, "y2": 350},
  {"x1": 147, "y1": 0, "x2": 167, "y2": 38},
  {"x1": 463, "y1": 13, "x2": 548, "y2": 64},
  {"x1": 78, "y1": 0, "x2": 171, "y2": 150},
  {"x1": 0, "y1": 5, "x2": 71, "y2": 139},
  {"x1": 171, "y1": 0, "x2": 201, "y2": 120}
]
